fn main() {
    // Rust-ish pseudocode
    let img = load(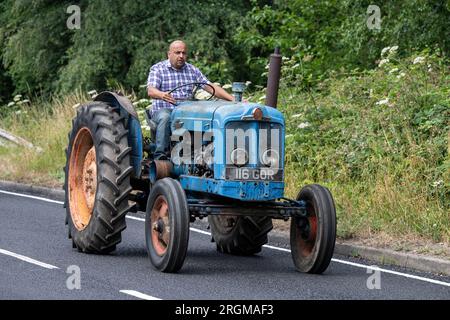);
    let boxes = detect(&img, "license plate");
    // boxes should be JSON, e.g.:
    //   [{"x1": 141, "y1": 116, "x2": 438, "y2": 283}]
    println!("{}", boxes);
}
[{"x1": 225, "y1": 167, "x2": 283, "y2": 181}]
